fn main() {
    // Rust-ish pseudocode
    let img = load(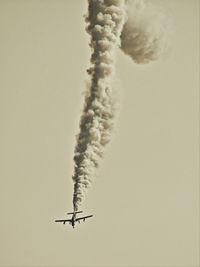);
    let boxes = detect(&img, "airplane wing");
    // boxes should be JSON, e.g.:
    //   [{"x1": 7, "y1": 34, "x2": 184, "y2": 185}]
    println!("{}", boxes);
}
[
  {"x1": 75, "y1": 215, "x2": 93, "y2": 222},
  {"x1": 55, "y1": 219, "x2": 71, "y2": 223}
]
